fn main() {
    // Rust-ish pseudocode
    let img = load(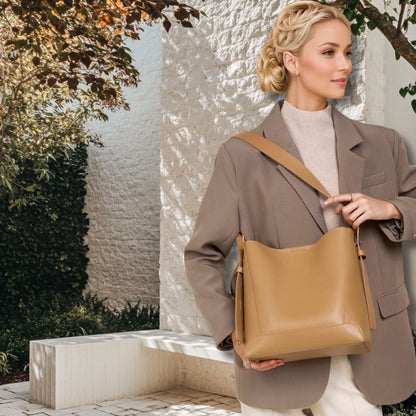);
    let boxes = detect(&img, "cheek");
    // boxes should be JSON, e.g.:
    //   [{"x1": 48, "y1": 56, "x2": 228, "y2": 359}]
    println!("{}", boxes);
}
[{"x1": 302, "y1": 59, "x2": 334, "y2": 80}]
